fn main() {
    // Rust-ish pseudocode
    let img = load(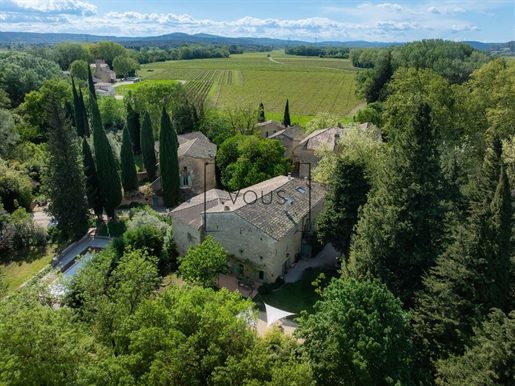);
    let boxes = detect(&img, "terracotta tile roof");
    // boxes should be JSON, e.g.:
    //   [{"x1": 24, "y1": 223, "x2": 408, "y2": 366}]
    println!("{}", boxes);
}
[{"x1": 255, "y1": 120, "x2": 284, "y2": 128}]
